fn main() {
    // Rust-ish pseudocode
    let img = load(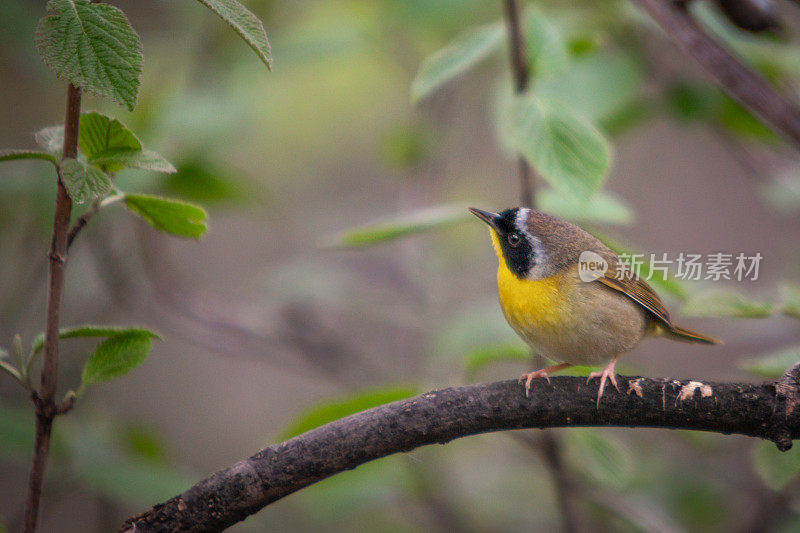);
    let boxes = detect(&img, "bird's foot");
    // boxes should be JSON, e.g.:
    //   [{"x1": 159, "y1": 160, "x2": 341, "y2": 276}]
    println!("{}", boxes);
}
[
  {"x1": 587, "y1": 357, "x2": 620, "y2": 407},
  {"x1": 519, "y1": 363, "x2": 572, "y2": 397}
]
